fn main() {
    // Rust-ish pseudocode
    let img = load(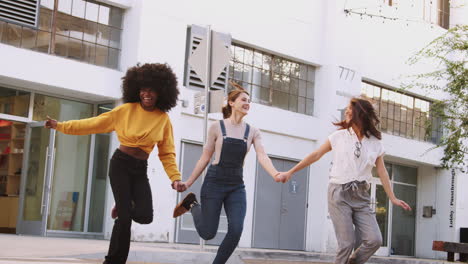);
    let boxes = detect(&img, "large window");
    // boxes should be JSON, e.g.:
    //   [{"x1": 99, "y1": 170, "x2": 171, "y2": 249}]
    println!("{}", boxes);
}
[
  {"x1": 0, "y1": 0, "x2": 123, "y2": 69},
  {"x1": 229, "y1": 44, "x2": 316, "y2": 116},
  {"x1": 361, "y1": 82, "x2": 442, "y2": 144}
]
